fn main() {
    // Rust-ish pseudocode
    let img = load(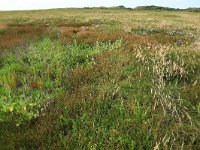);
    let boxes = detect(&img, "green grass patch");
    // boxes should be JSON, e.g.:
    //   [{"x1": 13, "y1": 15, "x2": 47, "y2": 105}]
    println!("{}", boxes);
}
[{"x1": 0, "y1": 38, "x2": 123, "y2": 124}]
